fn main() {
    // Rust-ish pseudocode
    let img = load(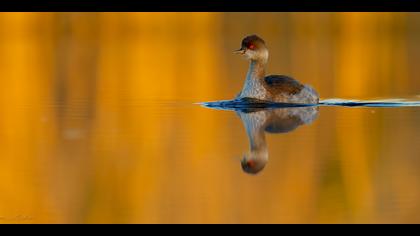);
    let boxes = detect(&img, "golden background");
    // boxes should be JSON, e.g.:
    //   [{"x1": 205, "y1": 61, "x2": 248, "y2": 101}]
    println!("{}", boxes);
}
[{"x1": 0, "y1": 13, "x2": 419, "y2": 223}]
